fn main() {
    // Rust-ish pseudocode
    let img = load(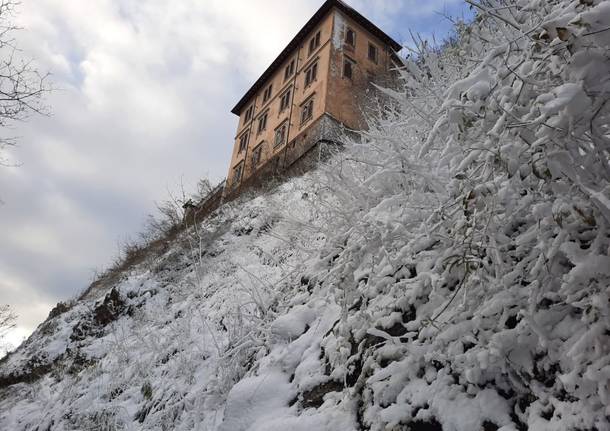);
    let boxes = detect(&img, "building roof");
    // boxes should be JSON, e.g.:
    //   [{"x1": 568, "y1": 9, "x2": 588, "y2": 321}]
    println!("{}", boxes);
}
[{"x1": 231, "y1": 0, "x2": 402, "y2": 115}]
